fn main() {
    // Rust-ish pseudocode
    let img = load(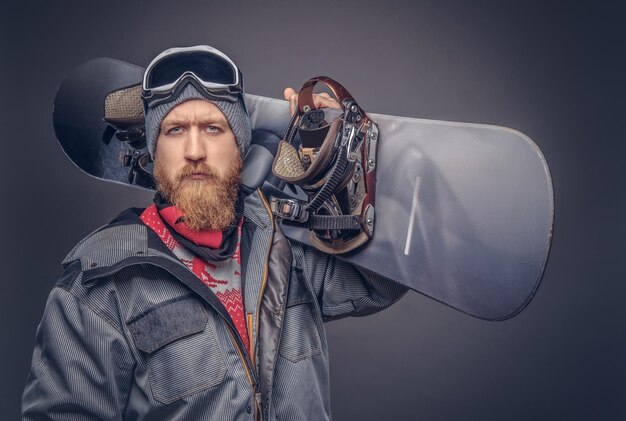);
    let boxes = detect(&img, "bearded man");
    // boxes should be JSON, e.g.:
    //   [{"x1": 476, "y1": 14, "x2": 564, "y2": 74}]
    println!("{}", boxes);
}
[{"x1": 22, "y1": 46, "x2": 407, "y2": 420}]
